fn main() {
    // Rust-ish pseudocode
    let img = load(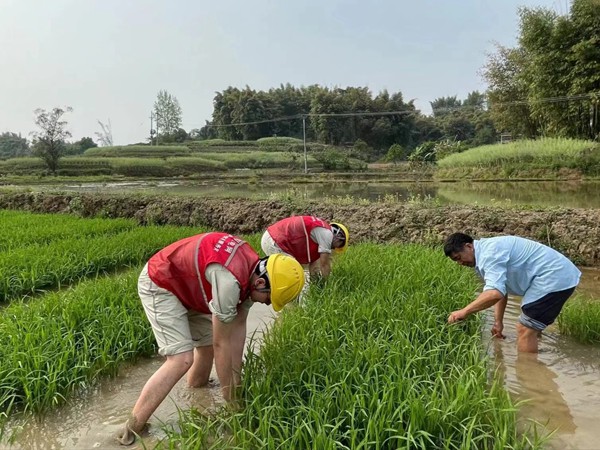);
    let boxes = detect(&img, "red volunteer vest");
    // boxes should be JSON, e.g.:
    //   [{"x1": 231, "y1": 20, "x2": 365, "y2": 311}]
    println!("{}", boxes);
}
[
  {"x1": 267, "y1": 216, "x2": 331, "y2": 264},
  {"x1": 147, "y1": 233, "x2": 259, "y2": 314}
]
